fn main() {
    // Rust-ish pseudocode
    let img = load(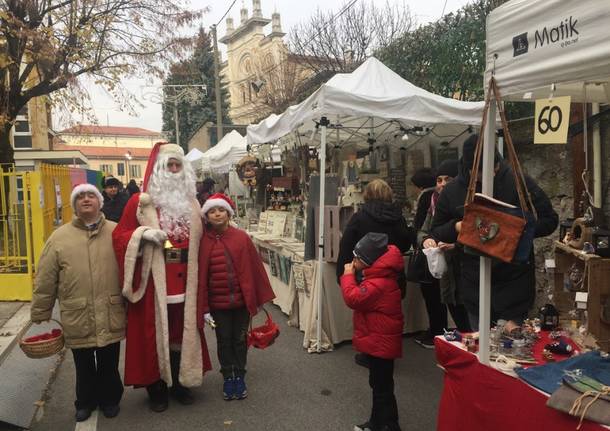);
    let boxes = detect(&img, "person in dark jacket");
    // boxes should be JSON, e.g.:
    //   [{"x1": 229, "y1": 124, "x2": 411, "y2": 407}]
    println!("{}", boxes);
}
[
  {"x1": 126, "y1": 179, "x2": 140, "y2": 196},
  {"x1": 430, "y1": 134, "x2": 558, "y2": 328},
  {"x1": 340, "y1": 233, "x2": 404, "y2": 431},
  {"x1": 101, "y1": 177, "x2": 130, "y2": 222},
  {"x1": 410, "y1": 167, "x2": 437, "y2": 232},
  {"x1": 414, "y1": 160, "x2": 472, "y2": 348},
  {"x1": 337, "y1": 179, "x2": 413, "y2": 283}
]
